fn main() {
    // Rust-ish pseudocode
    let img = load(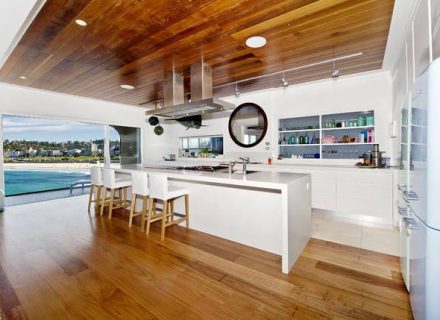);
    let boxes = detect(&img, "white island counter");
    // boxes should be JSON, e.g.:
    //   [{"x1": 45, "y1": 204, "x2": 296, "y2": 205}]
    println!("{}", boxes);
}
[{"x1": 111, "y1": 164, "x2": 311, "y2": 274}]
